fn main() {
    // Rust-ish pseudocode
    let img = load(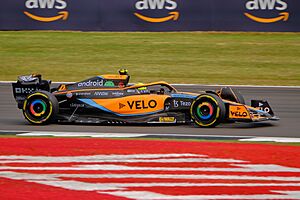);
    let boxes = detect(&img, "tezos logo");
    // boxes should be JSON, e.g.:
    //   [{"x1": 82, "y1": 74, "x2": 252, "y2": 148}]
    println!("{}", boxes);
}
[
  {"x1": 24, "y1": 0, "x2": 69, "y2": 22},
  {"x1": 134, "y1": 0, "x2": 179, "y2": 23},
  {"x1": 244, "y1": 0, "x2": 289, "y2": 23}
]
